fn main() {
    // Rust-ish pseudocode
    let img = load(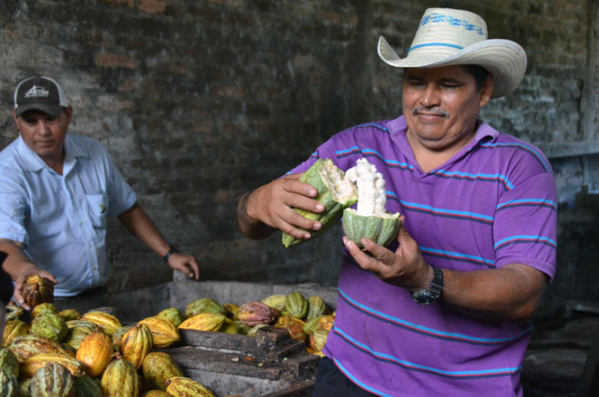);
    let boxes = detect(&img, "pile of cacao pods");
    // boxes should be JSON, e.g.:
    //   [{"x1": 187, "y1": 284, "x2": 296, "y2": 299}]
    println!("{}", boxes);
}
[{"x1": 1, "y1": 277, "x2": 334, "y2": 396}]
